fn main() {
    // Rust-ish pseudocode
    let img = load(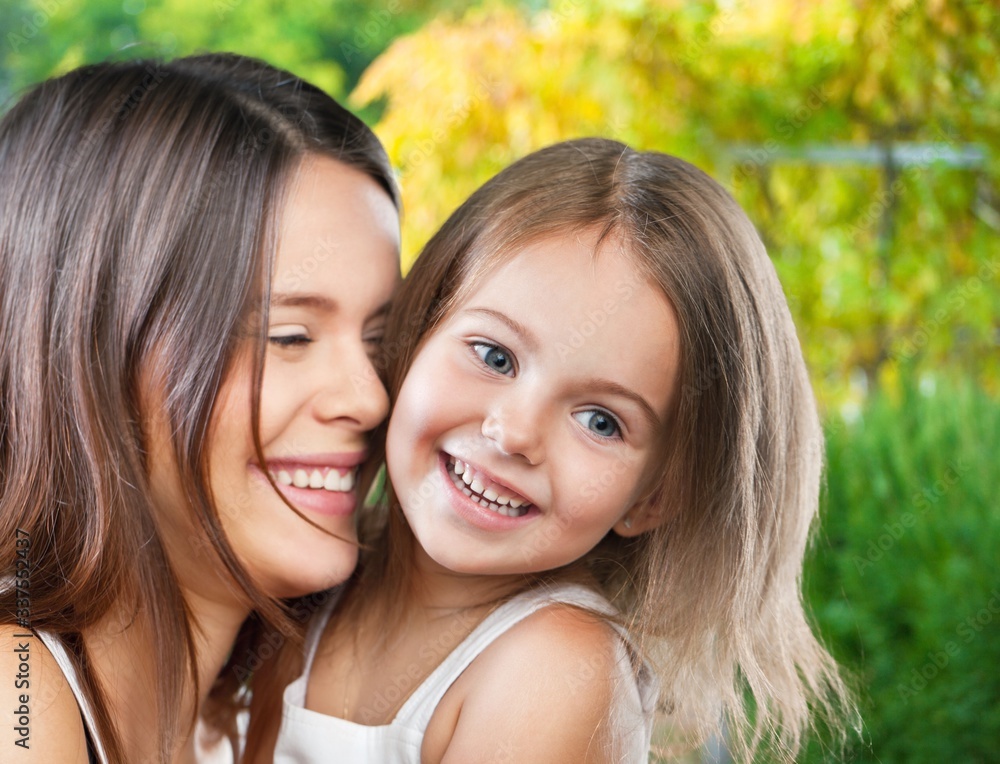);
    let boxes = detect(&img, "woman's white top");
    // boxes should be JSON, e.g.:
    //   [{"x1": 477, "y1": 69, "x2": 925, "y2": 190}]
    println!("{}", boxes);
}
[
  {"x1": 35, "y1": 630, "x2": 111, "y2": 764},
  {"x1": 273, "y1": 582, "x2": 659, "y2": 763},
  {"x1": 34, "y1": 630, "x2": 235, "y2": 764}
]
